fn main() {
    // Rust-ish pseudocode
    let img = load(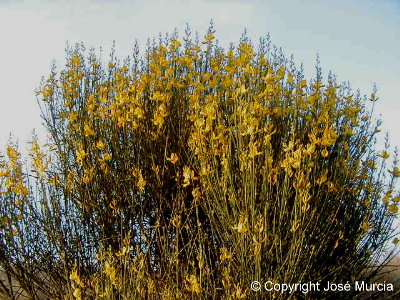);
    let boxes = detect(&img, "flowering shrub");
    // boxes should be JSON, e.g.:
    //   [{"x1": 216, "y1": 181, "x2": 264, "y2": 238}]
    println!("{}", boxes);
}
[{"x1": 0, "y1": 25, "x2": 398, "y2": 299}]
